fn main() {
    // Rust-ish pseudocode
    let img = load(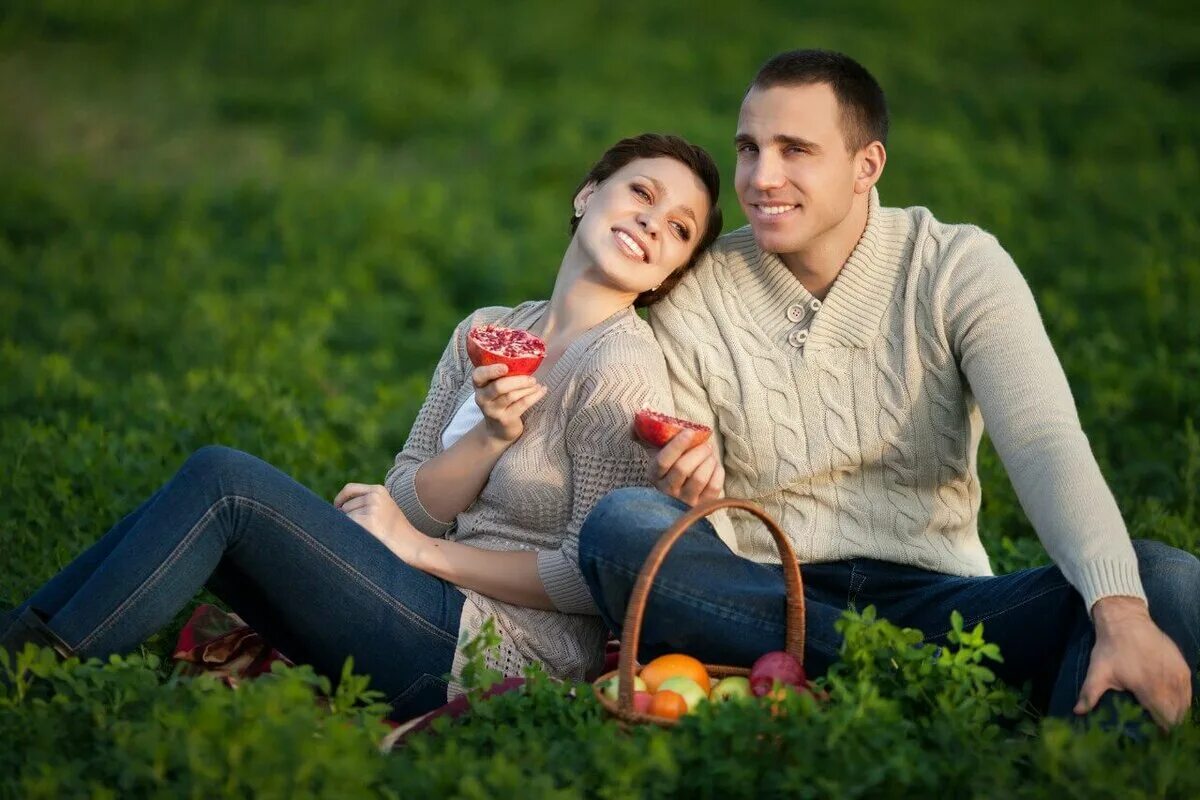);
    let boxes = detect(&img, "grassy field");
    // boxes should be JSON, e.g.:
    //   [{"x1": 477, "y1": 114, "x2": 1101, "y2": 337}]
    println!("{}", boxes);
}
[{"x1": 2, "y1": 0, "x2": 1199, "y2": 794}]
